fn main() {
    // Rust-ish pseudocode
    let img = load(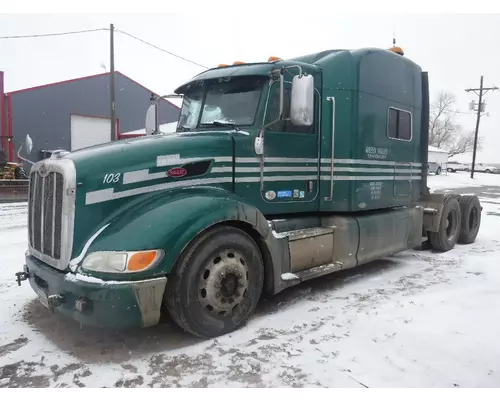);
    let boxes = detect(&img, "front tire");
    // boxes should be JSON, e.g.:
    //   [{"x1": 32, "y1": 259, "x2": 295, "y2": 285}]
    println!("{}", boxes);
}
[{"x1": 165, "y1": 225, "x2": 264, "y2": 338}]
